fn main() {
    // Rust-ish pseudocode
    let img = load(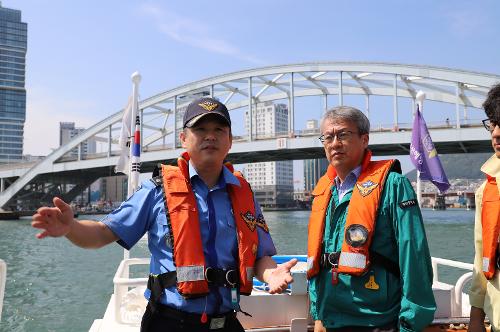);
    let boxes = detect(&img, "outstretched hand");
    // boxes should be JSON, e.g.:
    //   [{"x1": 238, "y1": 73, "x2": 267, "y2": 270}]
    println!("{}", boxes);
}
[
  {"x1": 31, "y1": 197, "x2": 75, "y2": 239},
  {"x1": 267, "y1": 258, "x2": 298, "y2": 294}
]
